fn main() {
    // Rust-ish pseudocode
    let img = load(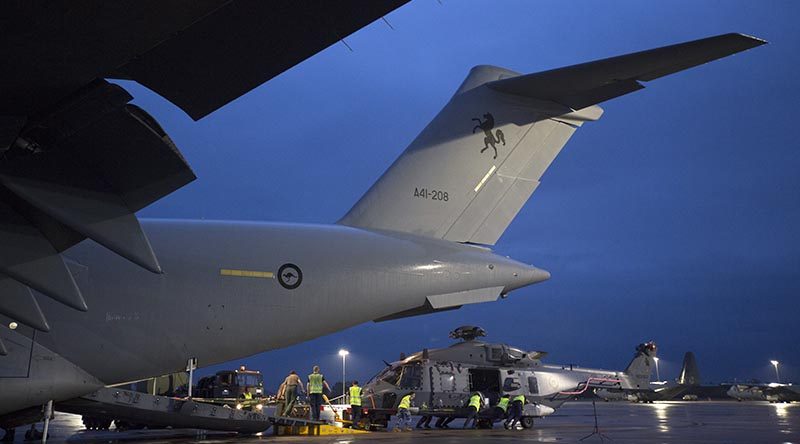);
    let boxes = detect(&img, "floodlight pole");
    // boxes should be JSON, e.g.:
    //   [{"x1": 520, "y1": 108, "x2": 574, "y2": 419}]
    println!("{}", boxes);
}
[{"x1": 771, "y1": 360, "x2": 780, "y2": 383}]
